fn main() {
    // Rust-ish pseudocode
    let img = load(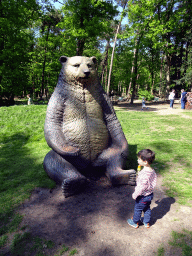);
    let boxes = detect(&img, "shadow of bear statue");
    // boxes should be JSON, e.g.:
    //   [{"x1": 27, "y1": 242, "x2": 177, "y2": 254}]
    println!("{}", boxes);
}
[{"x1": 43, "y1": 56, "x2": 136, "y2": 197}]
